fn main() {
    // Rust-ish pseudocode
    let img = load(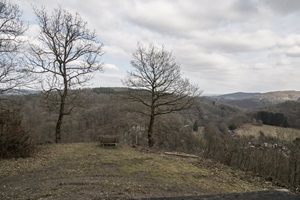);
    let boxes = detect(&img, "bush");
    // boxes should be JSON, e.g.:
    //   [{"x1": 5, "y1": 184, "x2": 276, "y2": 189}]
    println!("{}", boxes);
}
[{"x1": 0, "y1": 110, "x2": 34, "y2": 159}]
